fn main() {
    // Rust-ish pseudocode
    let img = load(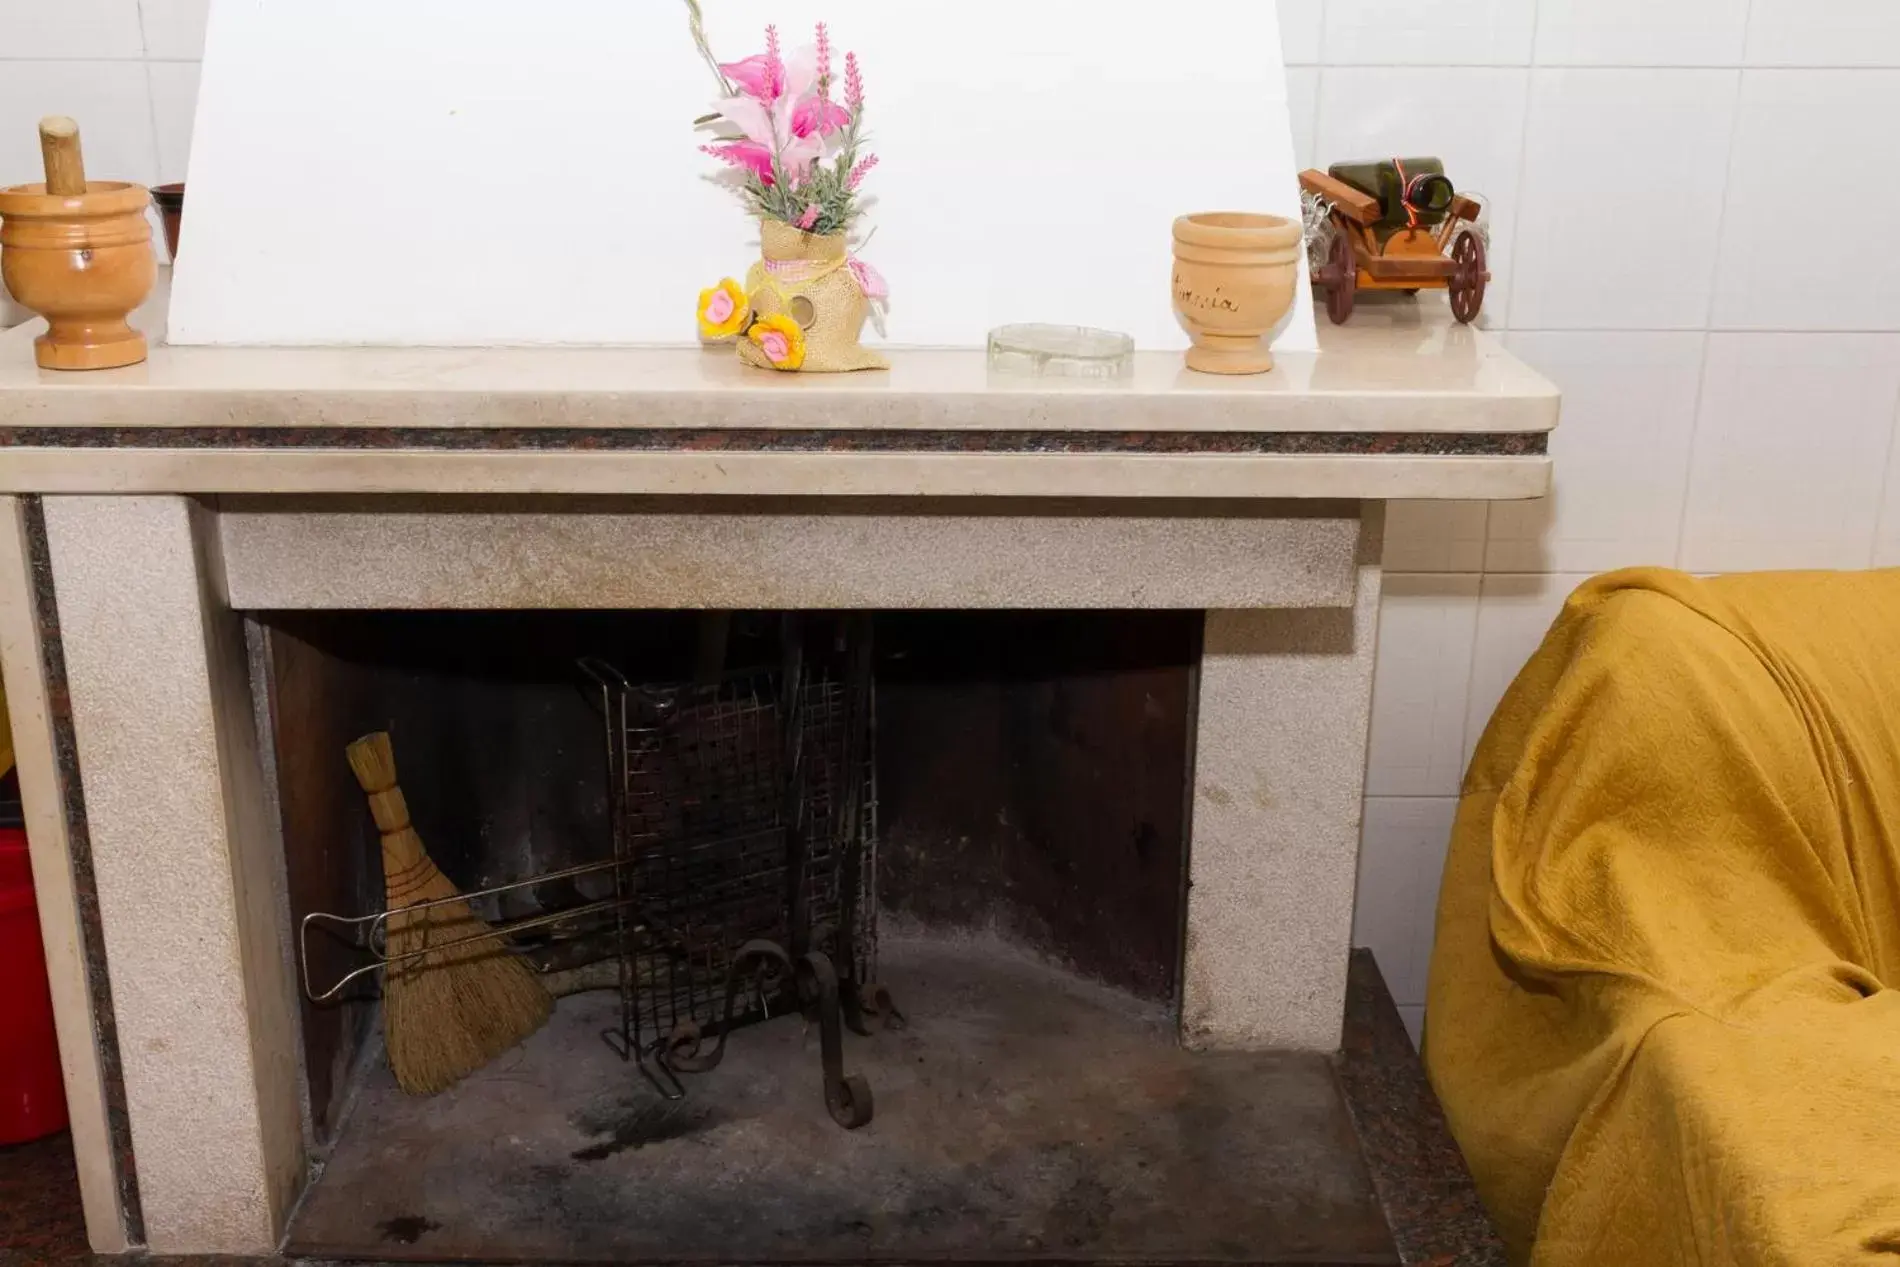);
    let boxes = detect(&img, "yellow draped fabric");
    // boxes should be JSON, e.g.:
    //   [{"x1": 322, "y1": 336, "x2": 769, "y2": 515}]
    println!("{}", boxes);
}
[{"x1": 1427, "y1": 568, "x2": 1900, "y2": 1265}]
